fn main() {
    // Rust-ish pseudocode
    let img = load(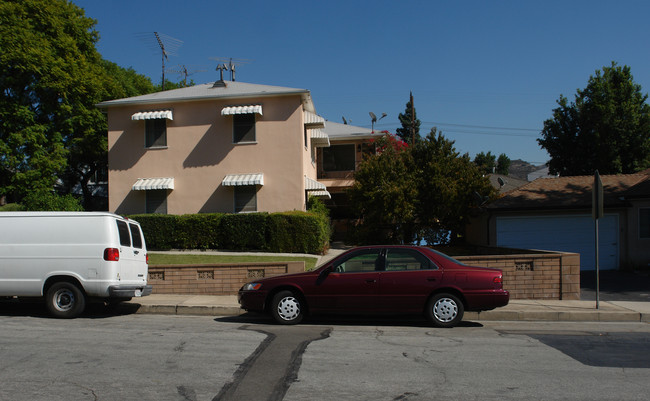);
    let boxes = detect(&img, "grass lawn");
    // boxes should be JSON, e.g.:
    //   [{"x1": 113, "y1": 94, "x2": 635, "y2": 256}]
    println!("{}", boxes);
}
[{"x1": 148, "y1": 253, "x2": 320, "y2": 271}]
